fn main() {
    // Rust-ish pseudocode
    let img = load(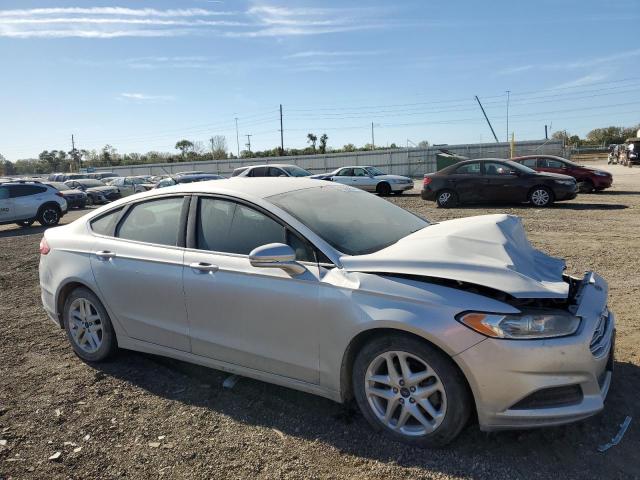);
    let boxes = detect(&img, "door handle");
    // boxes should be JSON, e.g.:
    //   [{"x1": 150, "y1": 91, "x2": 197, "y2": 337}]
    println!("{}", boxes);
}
[
  {"x1": 190, "y1": 262, "x2": 219, "y2": 273},
  {"x1": 95, "y1": 250, "x2": 116, "y2": 260}
]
